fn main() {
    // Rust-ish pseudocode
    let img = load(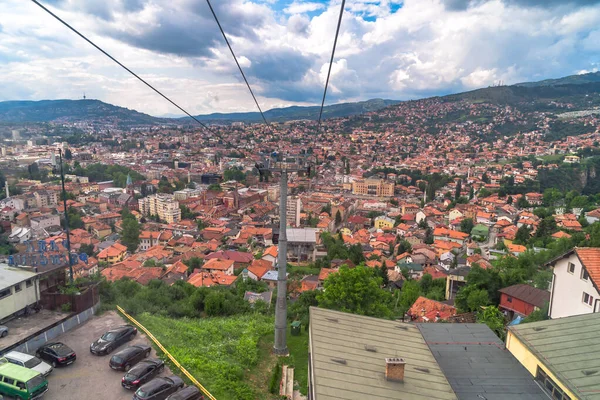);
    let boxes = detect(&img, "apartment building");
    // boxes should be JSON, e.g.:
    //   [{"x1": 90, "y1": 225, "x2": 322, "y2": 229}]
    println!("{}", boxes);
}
[
  {"x1": 138, "y1": 194, "x2": 181, "y2": 223},
  {"x1": 33, "y1": 190, "x2": 59, "y2": 208},
  {"x1": 286, "y1": 196, "x2": 301, "y2": 227},
  {"x1": 351, "y1": 179, "x2": 394, "y2": 197}
]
